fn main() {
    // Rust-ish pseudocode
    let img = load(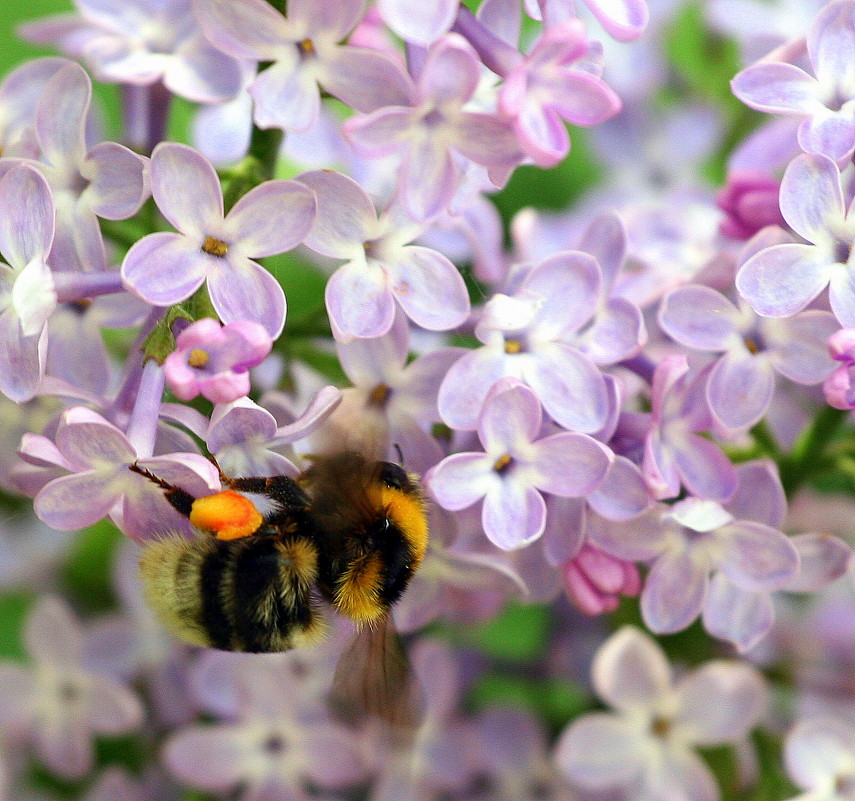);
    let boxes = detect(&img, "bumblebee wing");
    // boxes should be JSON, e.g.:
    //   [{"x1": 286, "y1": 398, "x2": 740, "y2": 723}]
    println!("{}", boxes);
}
[{"x1": 330, "y1": 615, "x2": 418, "y2": 728}]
